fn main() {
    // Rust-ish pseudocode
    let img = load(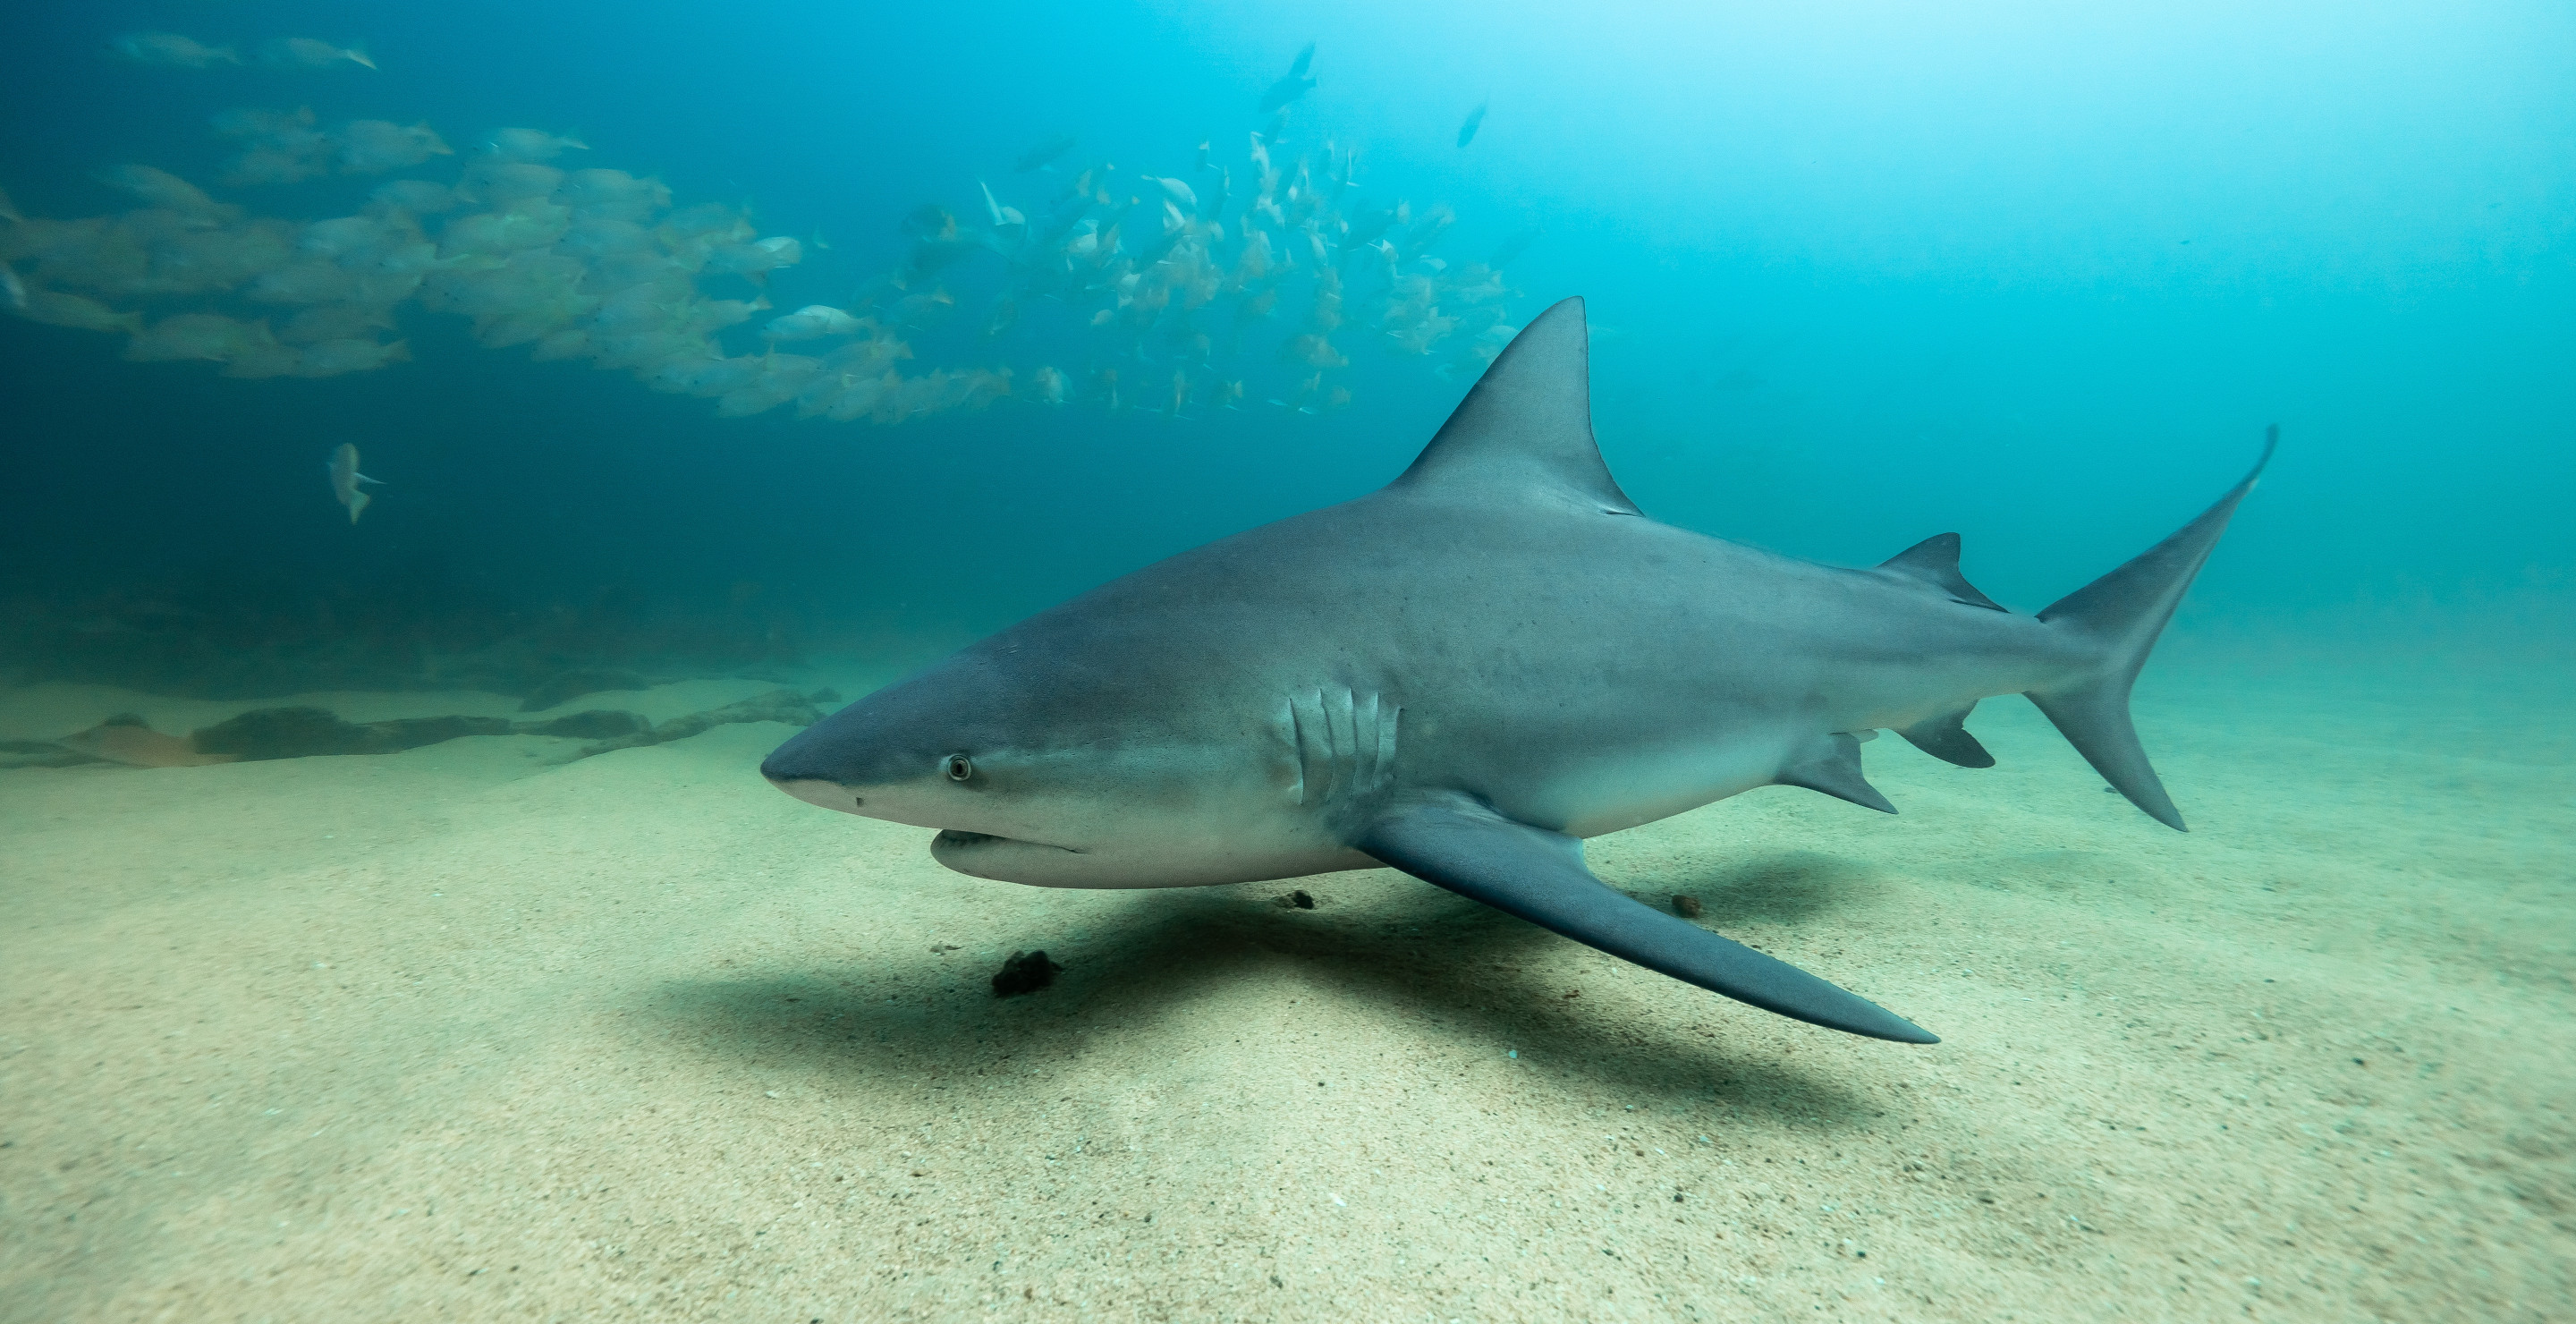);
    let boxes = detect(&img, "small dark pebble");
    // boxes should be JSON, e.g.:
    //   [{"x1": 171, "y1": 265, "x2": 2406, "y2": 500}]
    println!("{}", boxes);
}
[
  {"x1": 1671, "y1": 894, "x2": 1702, "y2": 918},
  {"x1": 991, "y1": 950, "x2": 1063, "y2": 997},
  {"x1": 1275, "y1": 889, "x2": 1316, "y2": 910},
  {"x1": 2103, "y1": 785, "x2": 2119, "y2": 793}
]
